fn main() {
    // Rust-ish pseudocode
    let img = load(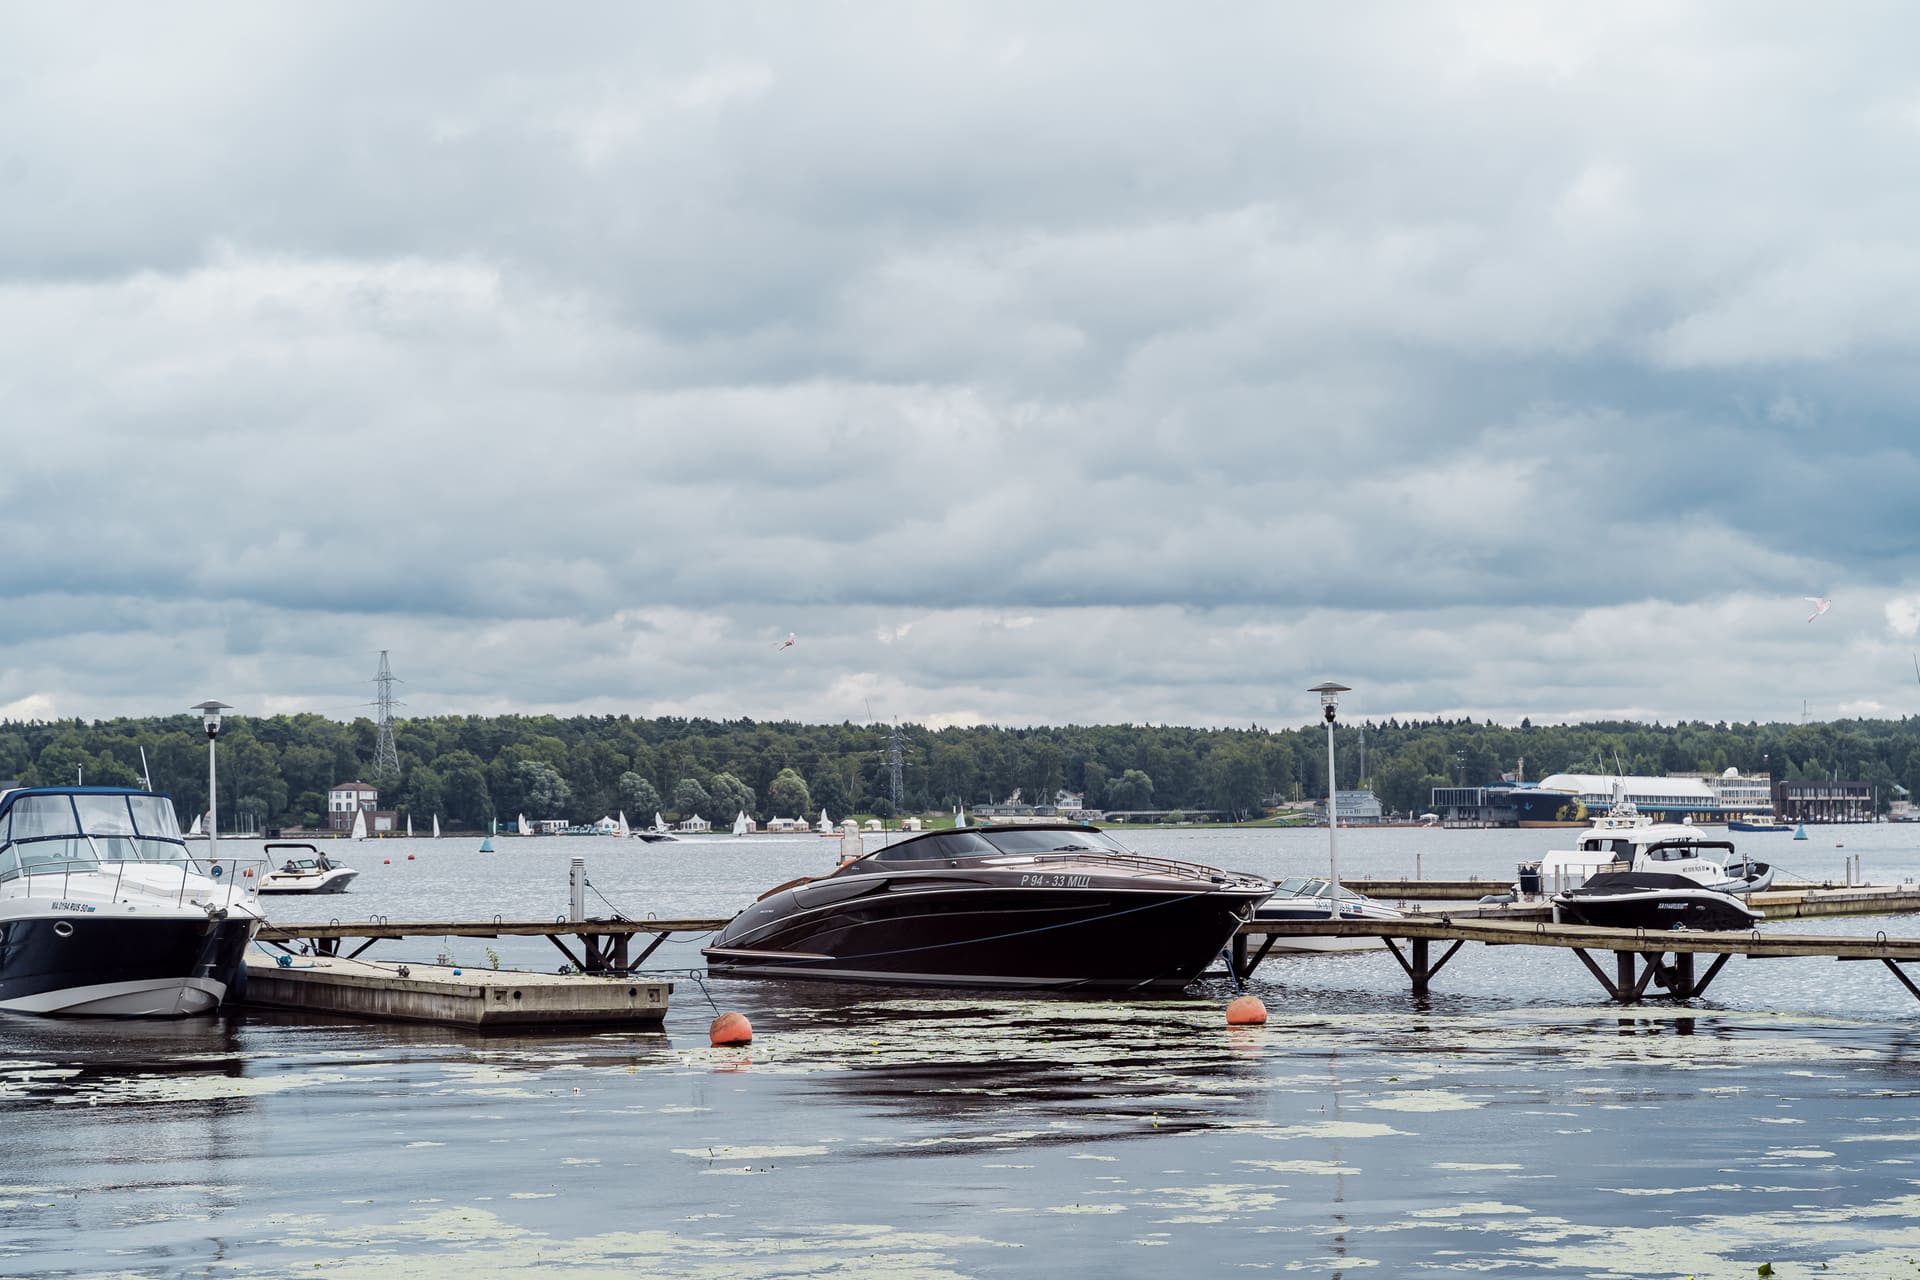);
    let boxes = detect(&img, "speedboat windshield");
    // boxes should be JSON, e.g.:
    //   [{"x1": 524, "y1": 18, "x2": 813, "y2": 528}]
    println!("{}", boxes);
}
[
  {"x1": 0, "y1": 789, "x2": 196, "y2": 882},
  {"x1": 976, "y1": 827, "x2": 1133, "y2": 856}
]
